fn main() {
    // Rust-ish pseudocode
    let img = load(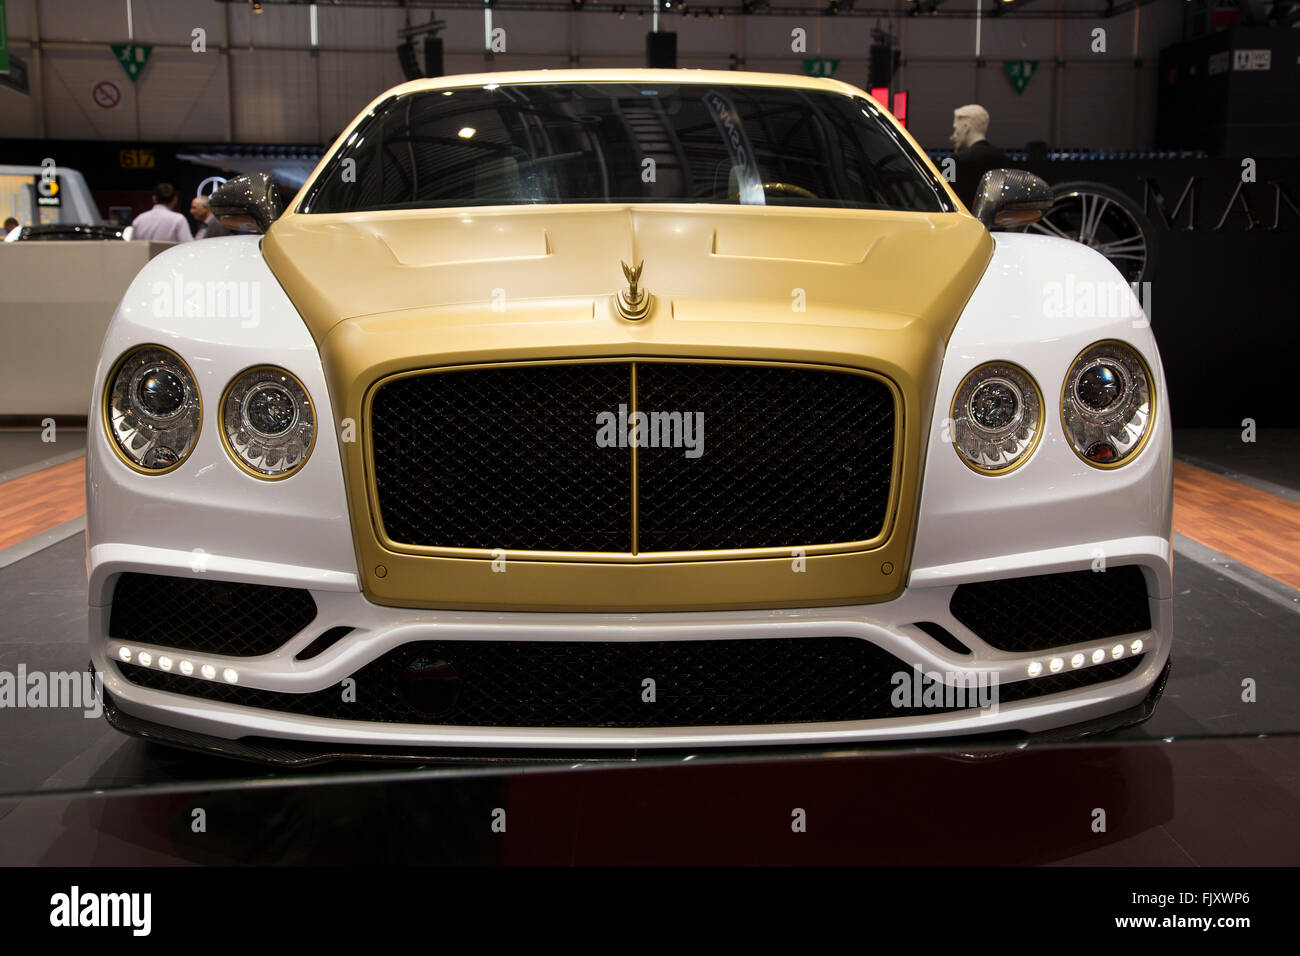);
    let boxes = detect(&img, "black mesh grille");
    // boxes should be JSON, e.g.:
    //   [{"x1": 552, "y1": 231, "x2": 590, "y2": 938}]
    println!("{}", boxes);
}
[
  {"x1": 109, "y1": 573, "x2": 317, "y2": 657},
  {"x1": 635, "y1": 364, "x2": 894, "y2": 550},
  {"x1": 369, "y1": 361, "x2": 895, "y2": 553},
  {"x1": 950, "y1": 566, "x2": 1152, "y2": 653},
  {"x1": 118, "y1": 638, "x2": 1144, "y2": 728},
  {"x1": 372, "y1": 363, "x2": 632, "y2": 552}
]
